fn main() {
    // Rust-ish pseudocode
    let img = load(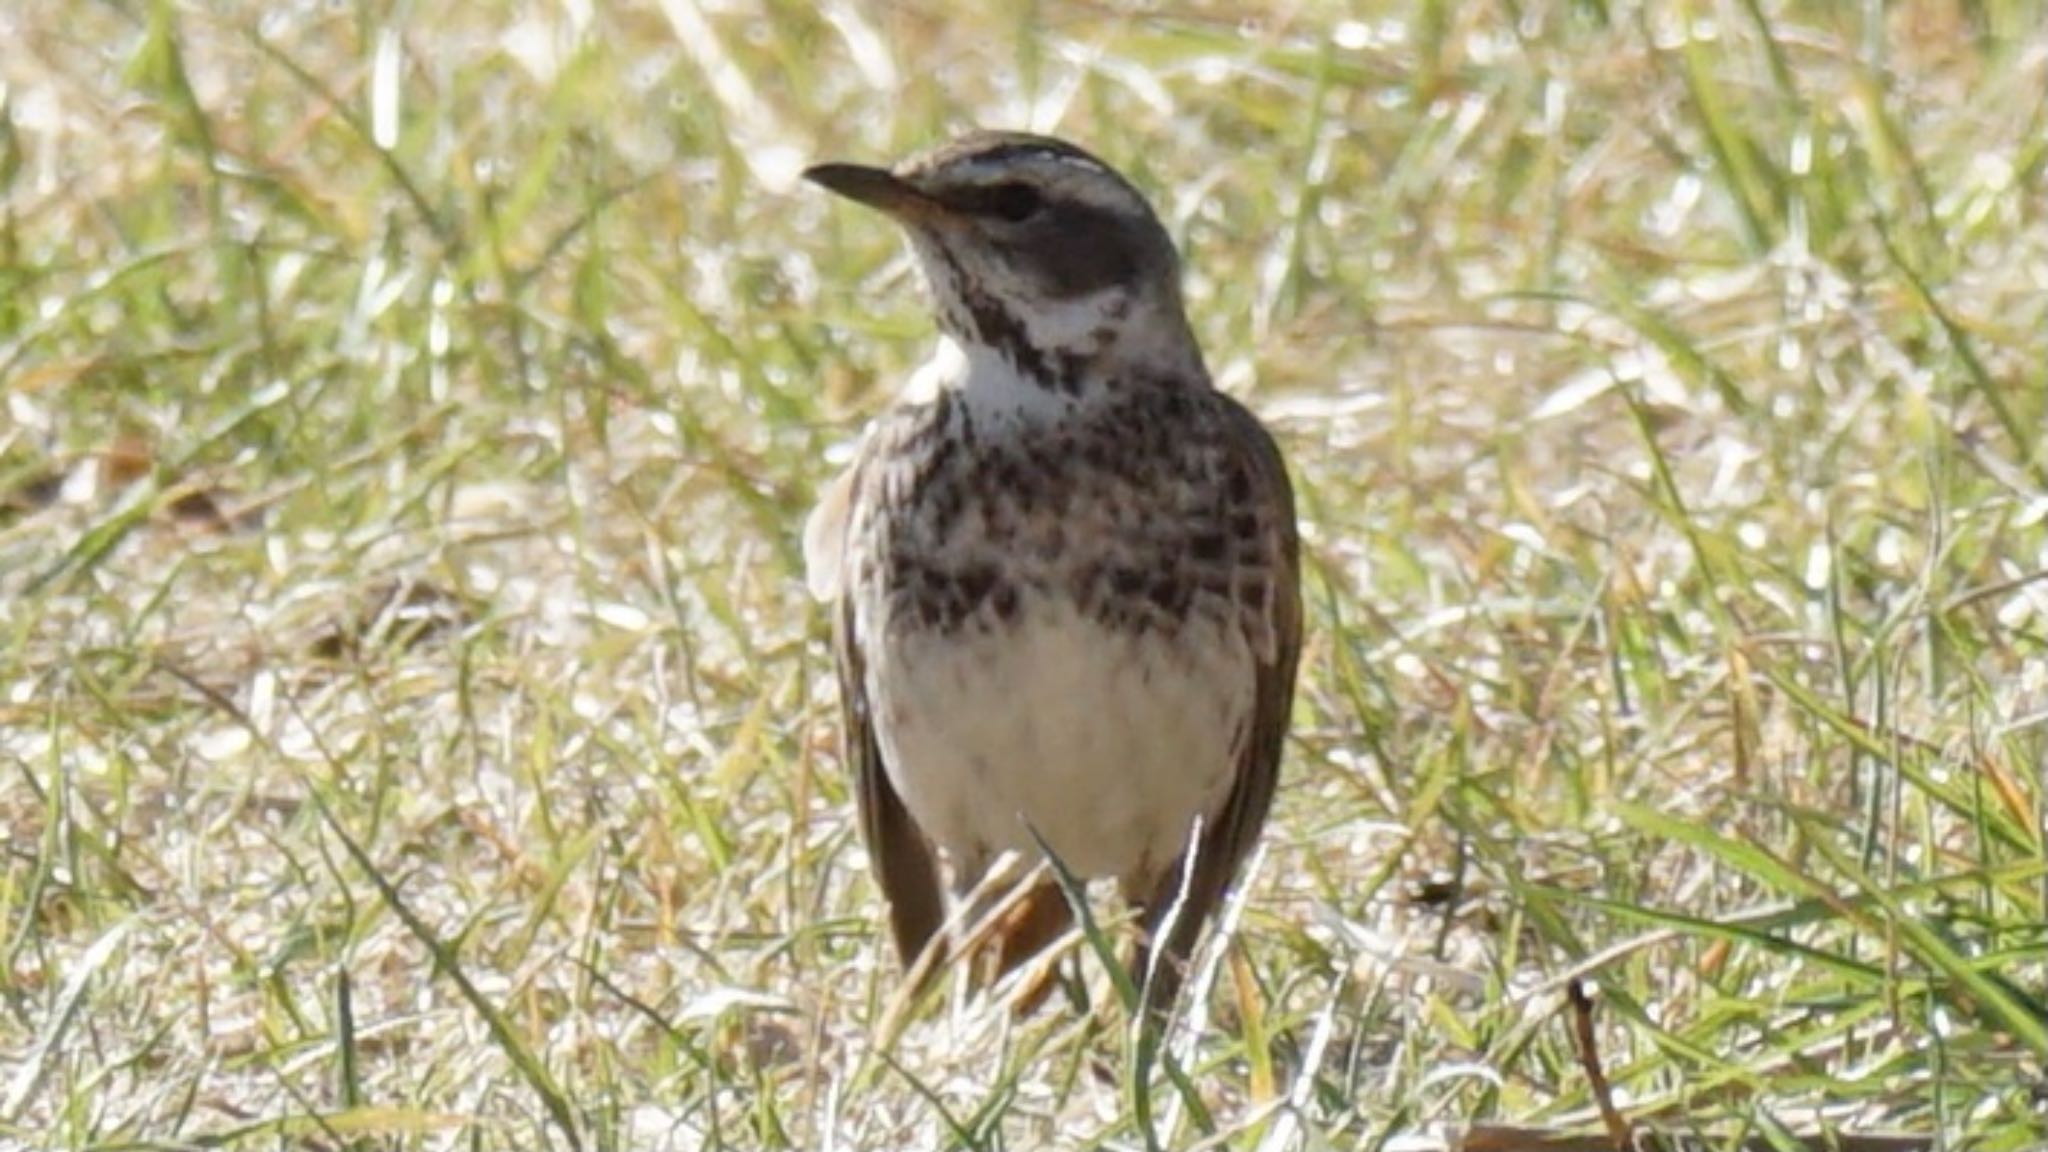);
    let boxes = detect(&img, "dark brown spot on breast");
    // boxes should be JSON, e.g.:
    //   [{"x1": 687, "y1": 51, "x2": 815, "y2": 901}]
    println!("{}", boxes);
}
[
  {"x1": 929, "y1": 488, "x2": 964, "y2": 537},
  {"x1": 956, "y1": 563, "x2": 996, "y2": 606},
  {"x1": 919, "y1": 433, "x2": 958, "y2": 482},
  {"x1": 1052, "y1": 350, "x2": 1090, "y2": 395},
  {"x1": 1148, "y1": 575, "x2": 1190, "y2": 615}
]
